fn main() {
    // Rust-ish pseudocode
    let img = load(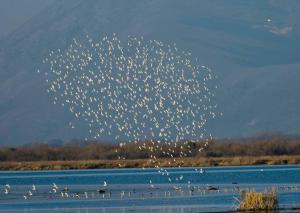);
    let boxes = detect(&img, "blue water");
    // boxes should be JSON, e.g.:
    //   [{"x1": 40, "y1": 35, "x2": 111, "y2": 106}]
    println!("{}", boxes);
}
[{"x1": 1, "y1": 165, "x2": 300, "y2": 212}]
